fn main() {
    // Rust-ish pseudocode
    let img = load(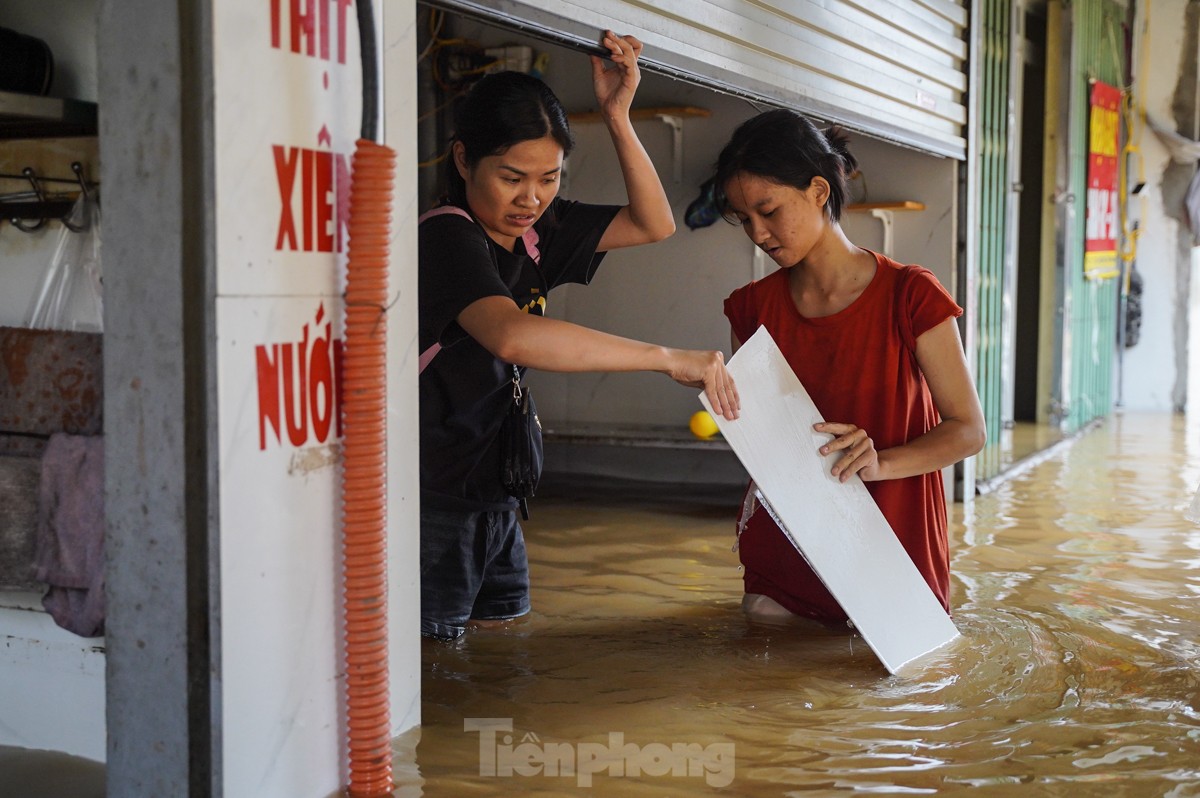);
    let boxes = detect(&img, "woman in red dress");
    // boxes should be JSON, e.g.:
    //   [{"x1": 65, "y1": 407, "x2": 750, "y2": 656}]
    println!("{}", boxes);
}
[{"x1": 711, "y1": 110, "x2": 986, "y2": 624}]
